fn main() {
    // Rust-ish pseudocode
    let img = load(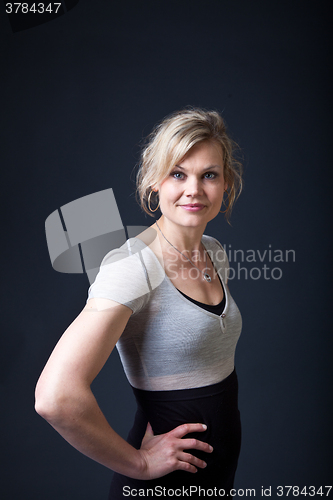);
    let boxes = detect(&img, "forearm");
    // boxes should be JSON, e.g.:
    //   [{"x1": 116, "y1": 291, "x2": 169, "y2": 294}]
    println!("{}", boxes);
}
[{"x1": 35, "y1": 387, "x2": 144, "y2": 479}]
